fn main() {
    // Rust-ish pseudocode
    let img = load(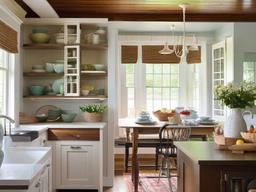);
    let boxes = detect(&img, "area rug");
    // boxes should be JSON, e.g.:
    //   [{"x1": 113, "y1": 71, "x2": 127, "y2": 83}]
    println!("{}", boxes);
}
[{"x1": 124, "y1": 173, "x2": 177, "y2": 192}]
